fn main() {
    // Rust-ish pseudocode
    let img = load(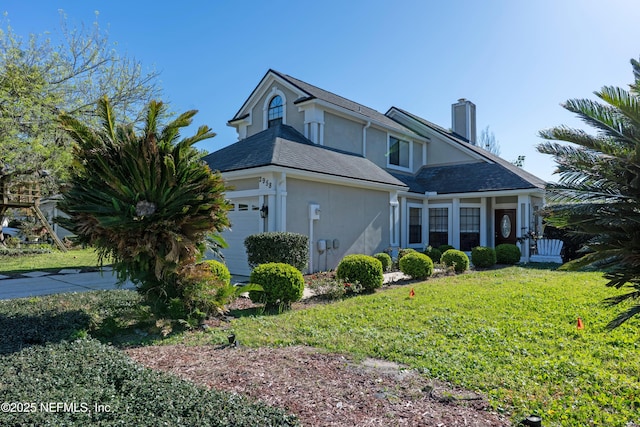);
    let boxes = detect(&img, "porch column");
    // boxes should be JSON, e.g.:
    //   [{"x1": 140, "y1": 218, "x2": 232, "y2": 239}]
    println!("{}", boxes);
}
[
  {"x1": 480, "y1": 197, "x2": 488, "y2": 246},
  {"x1": 517, "y1": 194, "x2": 531, "y2": 261},
  {"x1": 276, "y1": 172, "x2": 287, "y2": 232},
  {"x1": 452, "y1": 198, "x2": 460, "y2": 249},
  {"x1": 400, "y1": 197, "x2": 407, "y2": 248},
  {"x1": 389, "y1": 192, "x2": 400, "y2": 255},
  {"x1": 422, "y1": 198, "x2": 429, "y2": 248}
]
